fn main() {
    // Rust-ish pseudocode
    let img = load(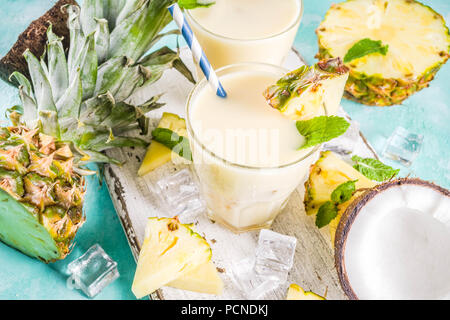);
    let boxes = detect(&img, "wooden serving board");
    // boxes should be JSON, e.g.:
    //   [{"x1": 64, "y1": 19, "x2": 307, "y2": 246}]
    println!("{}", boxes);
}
[{"x1": 103, "y1": 48, "x2": 378, "y2": 300}]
